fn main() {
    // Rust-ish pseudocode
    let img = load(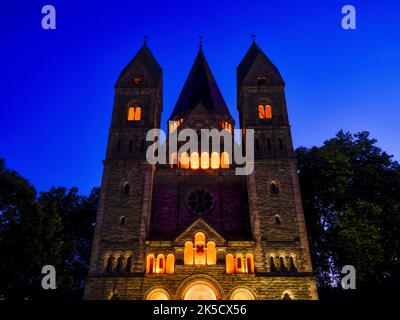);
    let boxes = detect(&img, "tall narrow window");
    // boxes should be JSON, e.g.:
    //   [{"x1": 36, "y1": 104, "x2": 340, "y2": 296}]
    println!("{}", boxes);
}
[
  {"x1": 123, "y1": 182, "x2": 130, "y2": 195},
  {"x1": 125, "y1": 256, "x2": 132, "y2": 273},
  {"x1": 270, "y1": 181, "x2": 280, "y2": 195},
  {"x1": 106, "y1": 256, "x2": 113, "y2": 273},
  {"x1": 210, "y1": 152, "x2": 220, "y2": 169},
  {"x1": 116, "y1": 256, "x2": 123, "y2": 273},
  {"x1": 134, "y1": 107, "x2": 141, "y2": 120},
  {"x1": 190, "y1": 152, "x2": 199, "y2": 169},
  {"x1": 246, "y1": 254, "x2": 254, "y2": 273},
  {"x1": 269, "y1": 256, "x2": 277, "y2": 272},
  {"x1": 201, "y1": 152, "x2": 209, "y2": 169},
  {"x1": 184, "y1": 241, "x2": 194, "y2": 265},
  {"x1": 221, "y1": 152, "x2": 230, "y2": 169},
  {"x1": 128, "y1": 107, "x2": 135, "y2": 121},
  {"x1": 194, "y1": 232, "x2": 206, "y2": 265},
  {"x1": 157, "y1": 254, "x2": 165, "y2": 273},
  {"x1": 279, "y1": 256, "x2": 287, "y2": 272},
  {"x1": 180, "y1": 152, "x2": 190, "y2": 169},
  {"x1": 265, "y1": 105, "x2": 272, "y2": 119},
  {"x1": 258, "y1": 105, "x2": 265, "y2": 119},
  {"x1": 236, "y1": 254, "x2": 244, "y2": 273},
  {"x1": 206, "y1": 242, "x2": 216, "y2": 265},
  {"x1": 289, "y1": 256, "x2": 297, "y2": 272},
  {"x1": 226, "y1": 254, "x2": 234, "y2": 274},
  {"x1": 170, "y1": 152, "x2": 179, "y2": 168},
  {"x1": 166, "y1": 254, "x2": 175, "y2": 274},
  {"x1": 147, "y1": 254, "x2": 155, "y2": 274}
]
